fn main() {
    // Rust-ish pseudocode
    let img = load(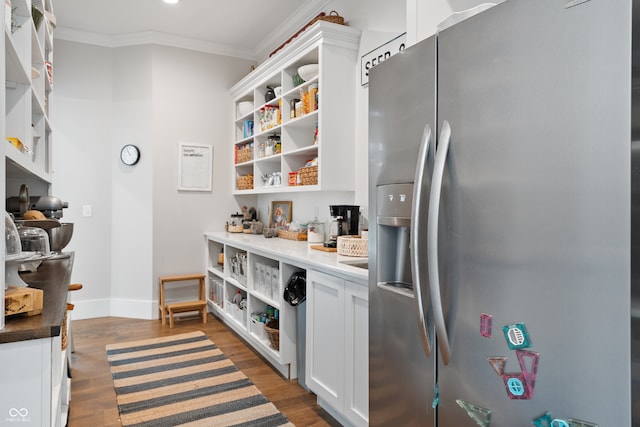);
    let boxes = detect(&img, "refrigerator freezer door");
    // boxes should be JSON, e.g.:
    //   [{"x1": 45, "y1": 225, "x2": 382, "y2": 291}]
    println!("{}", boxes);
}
[
  {"x1": 436, "y1": 0, "x2": 631, "y2": 425},
  {"x1": 369, "y1": 36, "x2": 437, "y2": 426}
]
